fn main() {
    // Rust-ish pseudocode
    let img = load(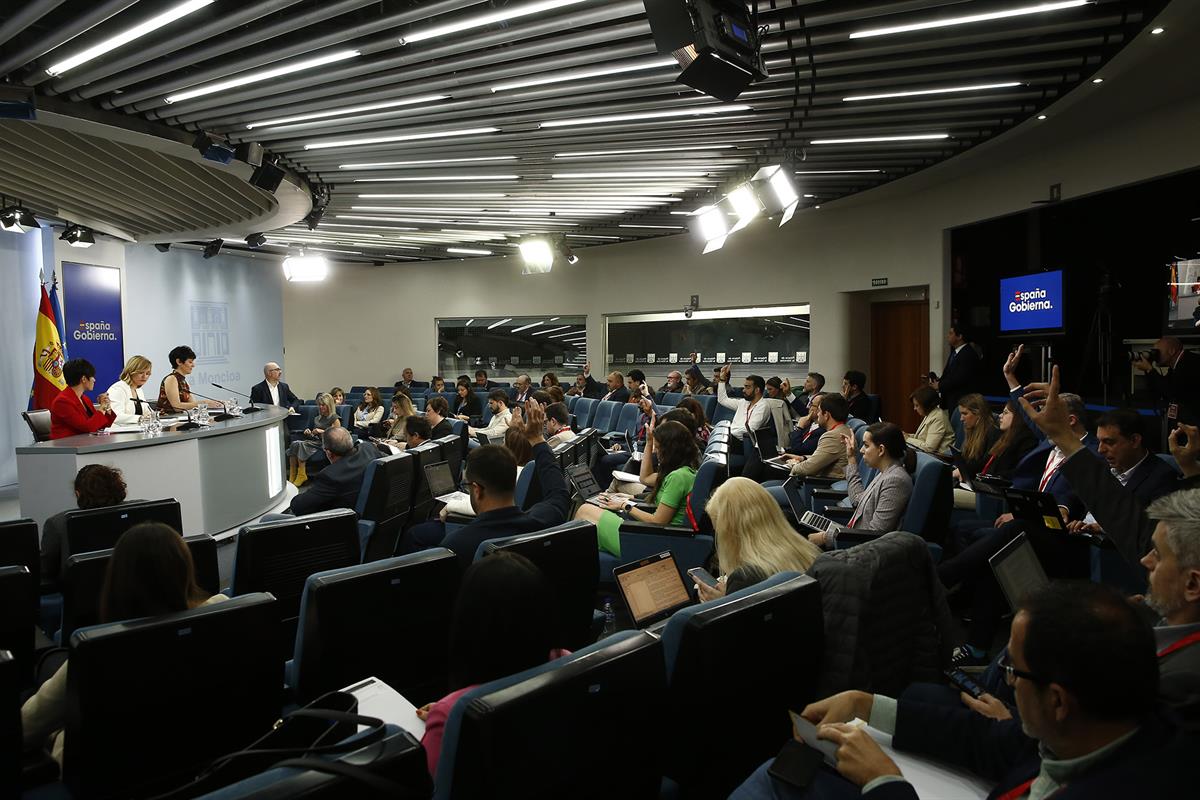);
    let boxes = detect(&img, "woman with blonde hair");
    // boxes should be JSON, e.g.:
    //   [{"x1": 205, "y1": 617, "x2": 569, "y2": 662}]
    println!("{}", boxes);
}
[
  {"x1": 694, "y1": 477, "x2": 822, "y2": 600},
  {"x1": 286, "y1": 392, "x2": 340, "y2": 485},
  {"x1": 951, "y1": 394, "x2": 1000, "y2": 509},
  {"x1": 105, "y1": 355, "x2": 153, "y2": 424},
  {"x1": 383, "y1": 392, "x2": 417, "y2": 439}
]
